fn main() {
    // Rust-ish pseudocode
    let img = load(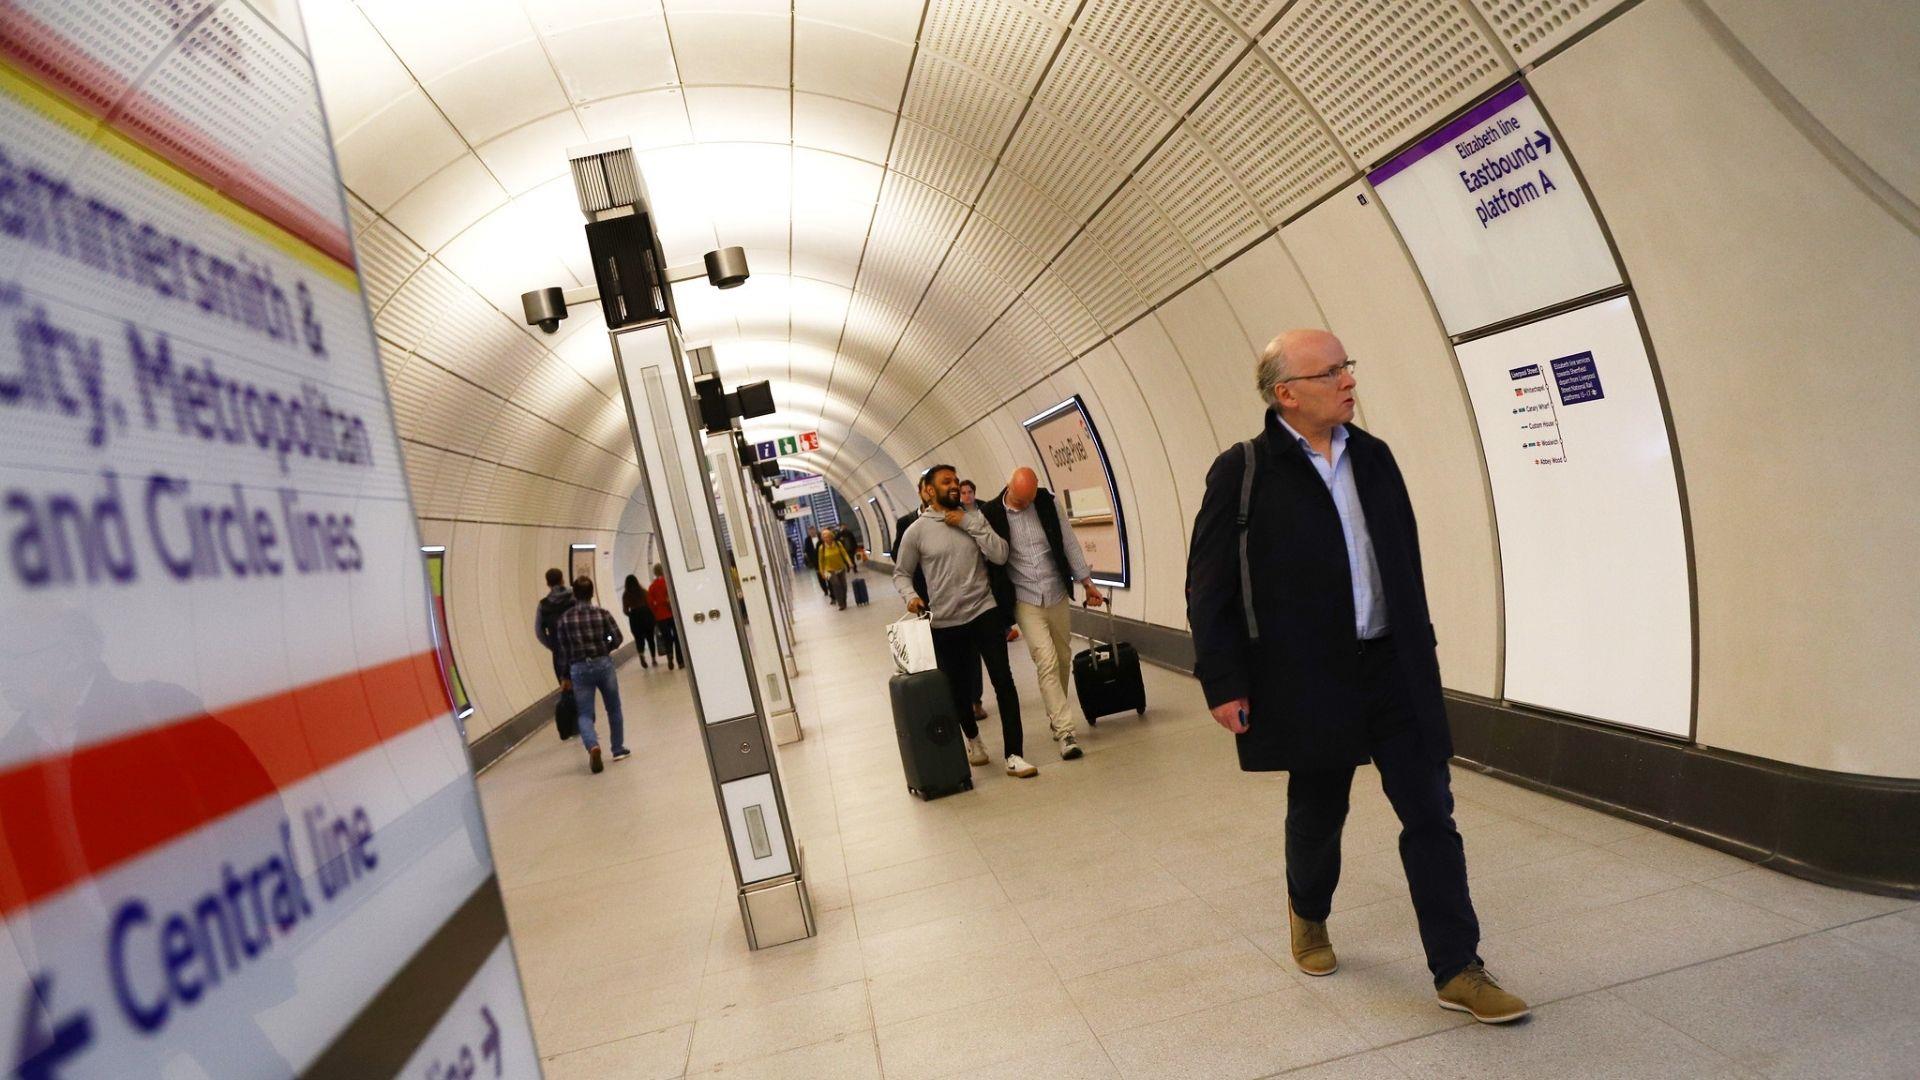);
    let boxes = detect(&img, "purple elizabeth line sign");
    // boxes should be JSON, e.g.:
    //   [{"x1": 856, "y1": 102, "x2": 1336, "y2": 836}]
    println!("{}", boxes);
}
[
  {"x1": 1550, "y1": 351, "x2": 1605, "y2": 404},
  {"x1": 1368, "y1": 82, "x2": 1530, "y2": 186}
]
